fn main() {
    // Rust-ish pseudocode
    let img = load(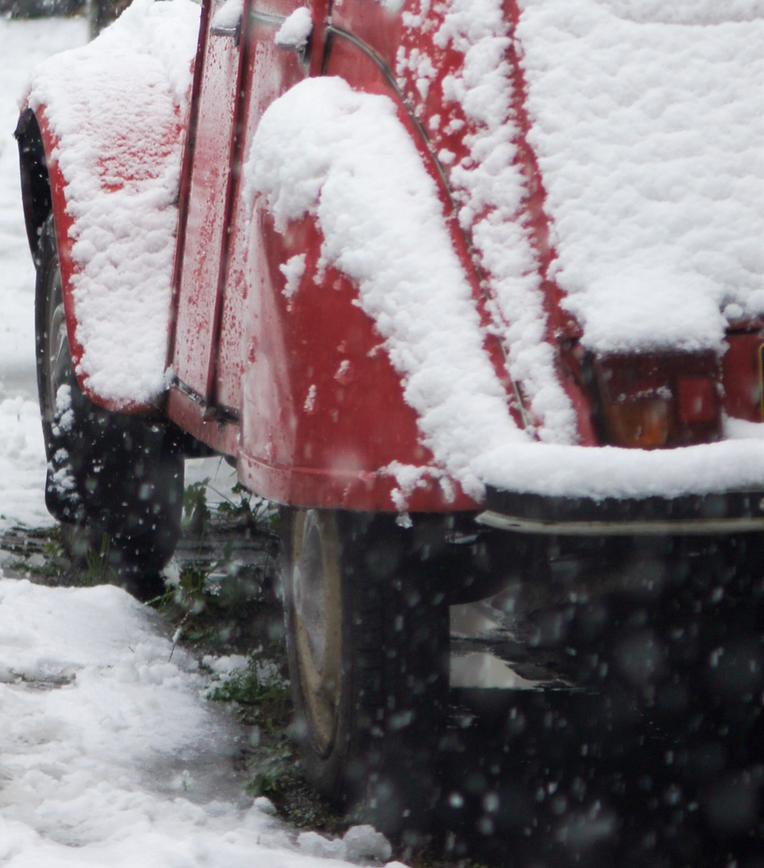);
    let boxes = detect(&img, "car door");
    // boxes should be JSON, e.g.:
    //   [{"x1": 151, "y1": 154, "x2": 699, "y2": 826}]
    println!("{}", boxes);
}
[
  {"x1": 172, "y1": 0, "x2": 246, "y2": 411},
  {"x1": 214, "y1": 0, "x2": 328, "y2": 419}
]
